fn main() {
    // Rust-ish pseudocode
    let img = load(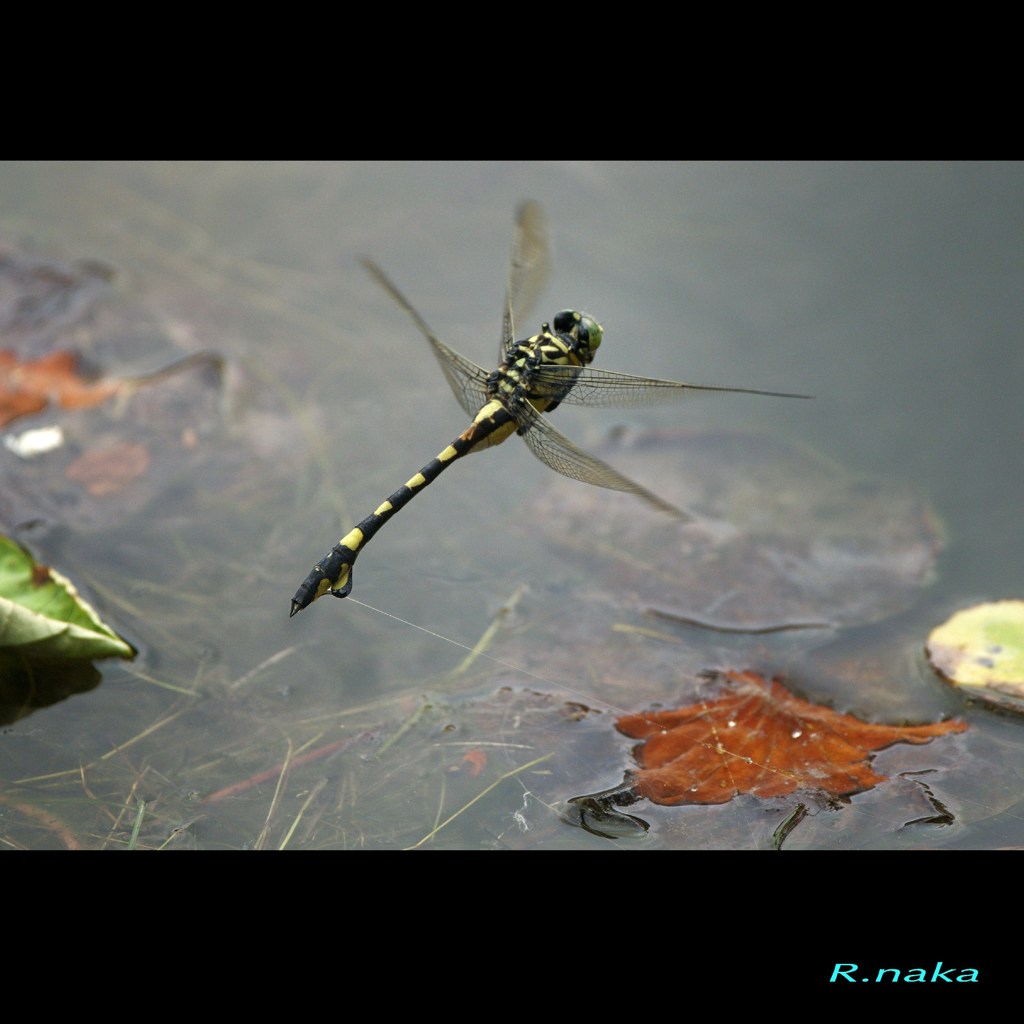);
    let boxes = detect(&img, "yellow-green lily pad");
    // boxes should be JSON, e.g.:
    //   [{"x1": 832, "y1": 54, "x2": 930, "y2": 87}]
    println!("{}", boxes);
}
[
  {"x1": 0, "y1": 535, "x2": 136, "y2": 661},
  {"x1": 926, "y1": 600, "x2": 1024, "y2": 713}
]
